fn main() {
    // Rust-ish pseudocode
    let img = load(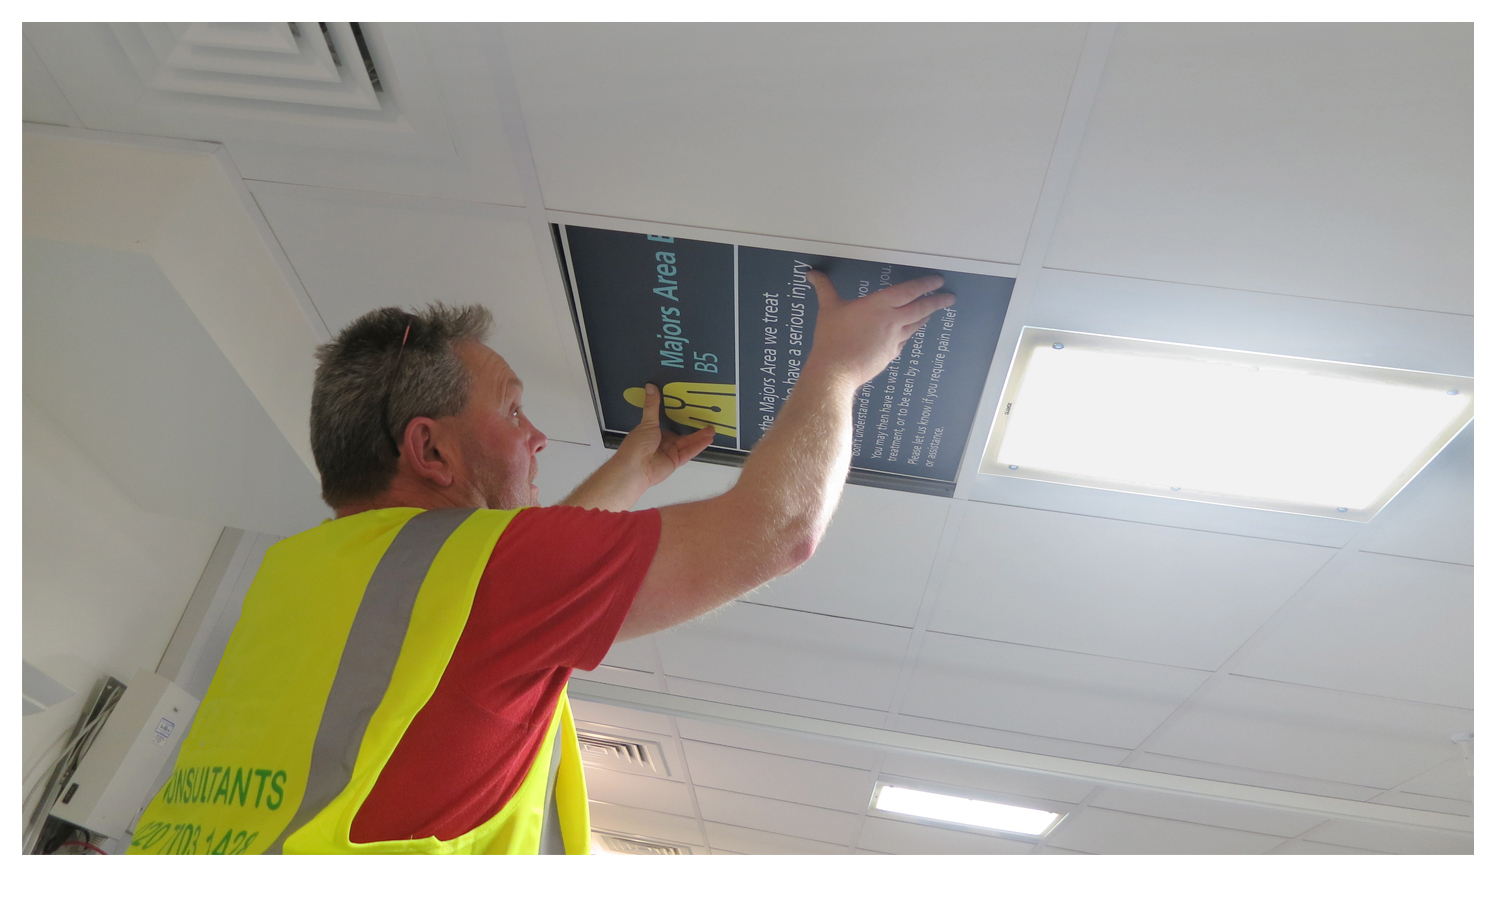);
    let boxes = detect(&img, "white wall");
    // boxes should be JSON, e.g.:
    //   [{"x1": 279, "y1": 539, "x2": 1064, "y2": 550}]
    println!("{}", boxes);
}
[{"x1": 21, "y1": 396, "x2": 222, "y2": 796}]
